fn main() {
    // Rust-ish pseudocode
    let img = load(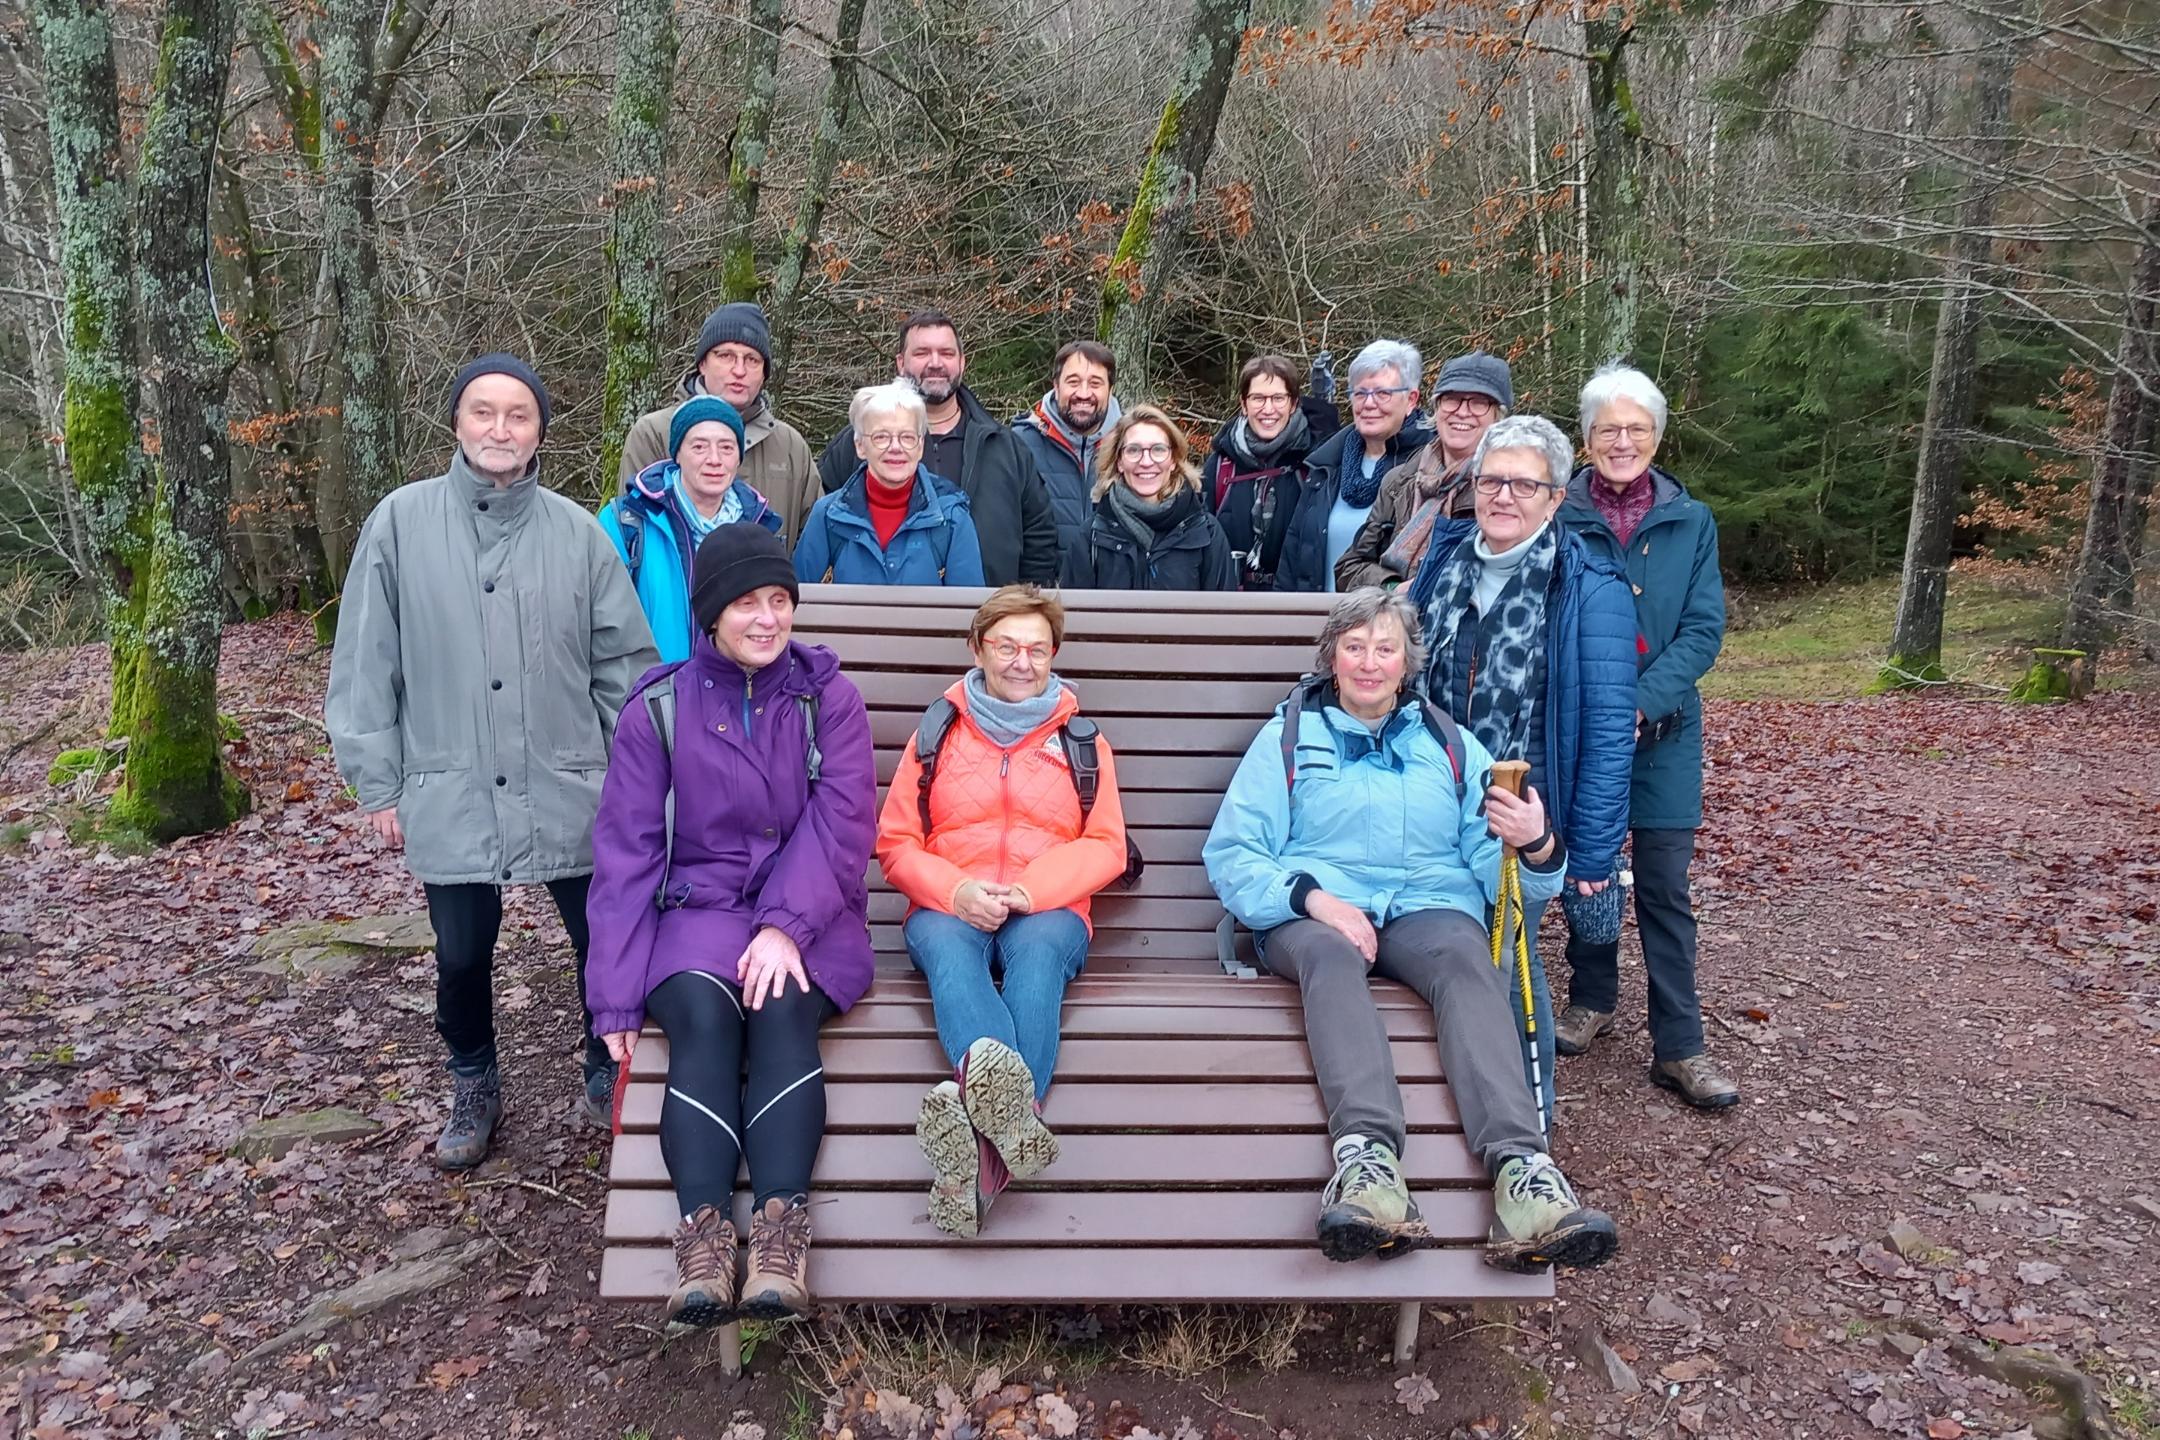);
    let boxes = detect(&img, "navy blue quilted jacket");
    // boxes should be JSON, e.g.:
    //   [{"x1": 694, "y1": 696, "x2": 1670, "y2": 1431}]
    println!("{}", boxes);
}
[{"x1": 1410, "y1": 518, "x2": 1639, "y2": 883}]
